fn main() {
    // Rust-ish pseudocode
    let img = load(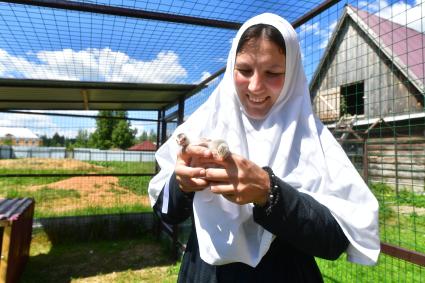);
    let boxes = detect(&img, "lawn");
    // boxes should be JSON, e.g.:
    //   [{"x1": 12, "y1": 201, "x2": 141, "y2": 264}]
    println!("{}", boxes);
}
[
  {"x1": 1, "y1": 159, "x2": 423, "y2": 281},
  {"x1": 0, "y1": 158, "x2": 155, "y2": 217}
]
